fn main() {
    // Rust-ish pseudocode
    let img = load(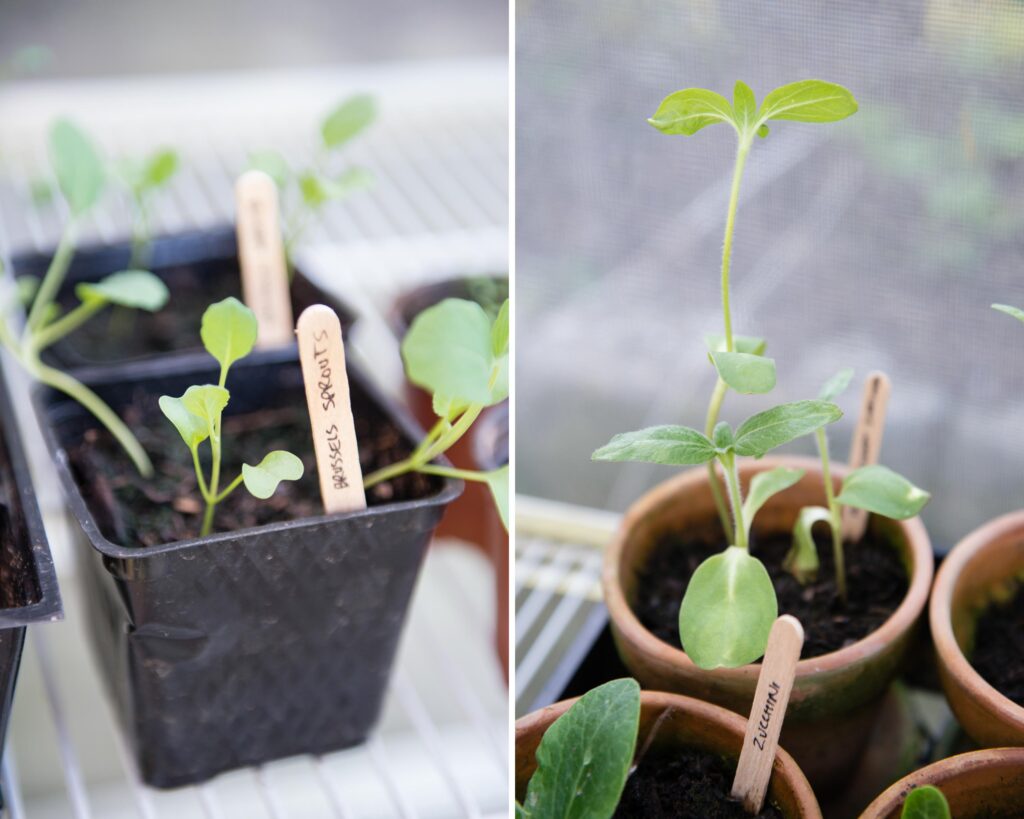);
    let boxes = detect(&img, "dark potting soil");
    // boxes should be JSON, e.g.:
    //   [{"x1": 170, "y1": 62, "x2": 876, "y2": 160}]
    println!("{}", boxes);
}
[
  {"x1": 67, "y1": 389, "x2": 437, "y2": 548},
  {"x1": 614, "y1": 747, "x2": 783, "y2": 819},
  {"x1": 0, "y1": 460, "x2": 39, "y2": 609},
  {"x1": 633, "y1": 521, "x2": 908, "y2": 658},
  {"x1": 970, "y1": 584, "x2": 1024, "y2": 707}
]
